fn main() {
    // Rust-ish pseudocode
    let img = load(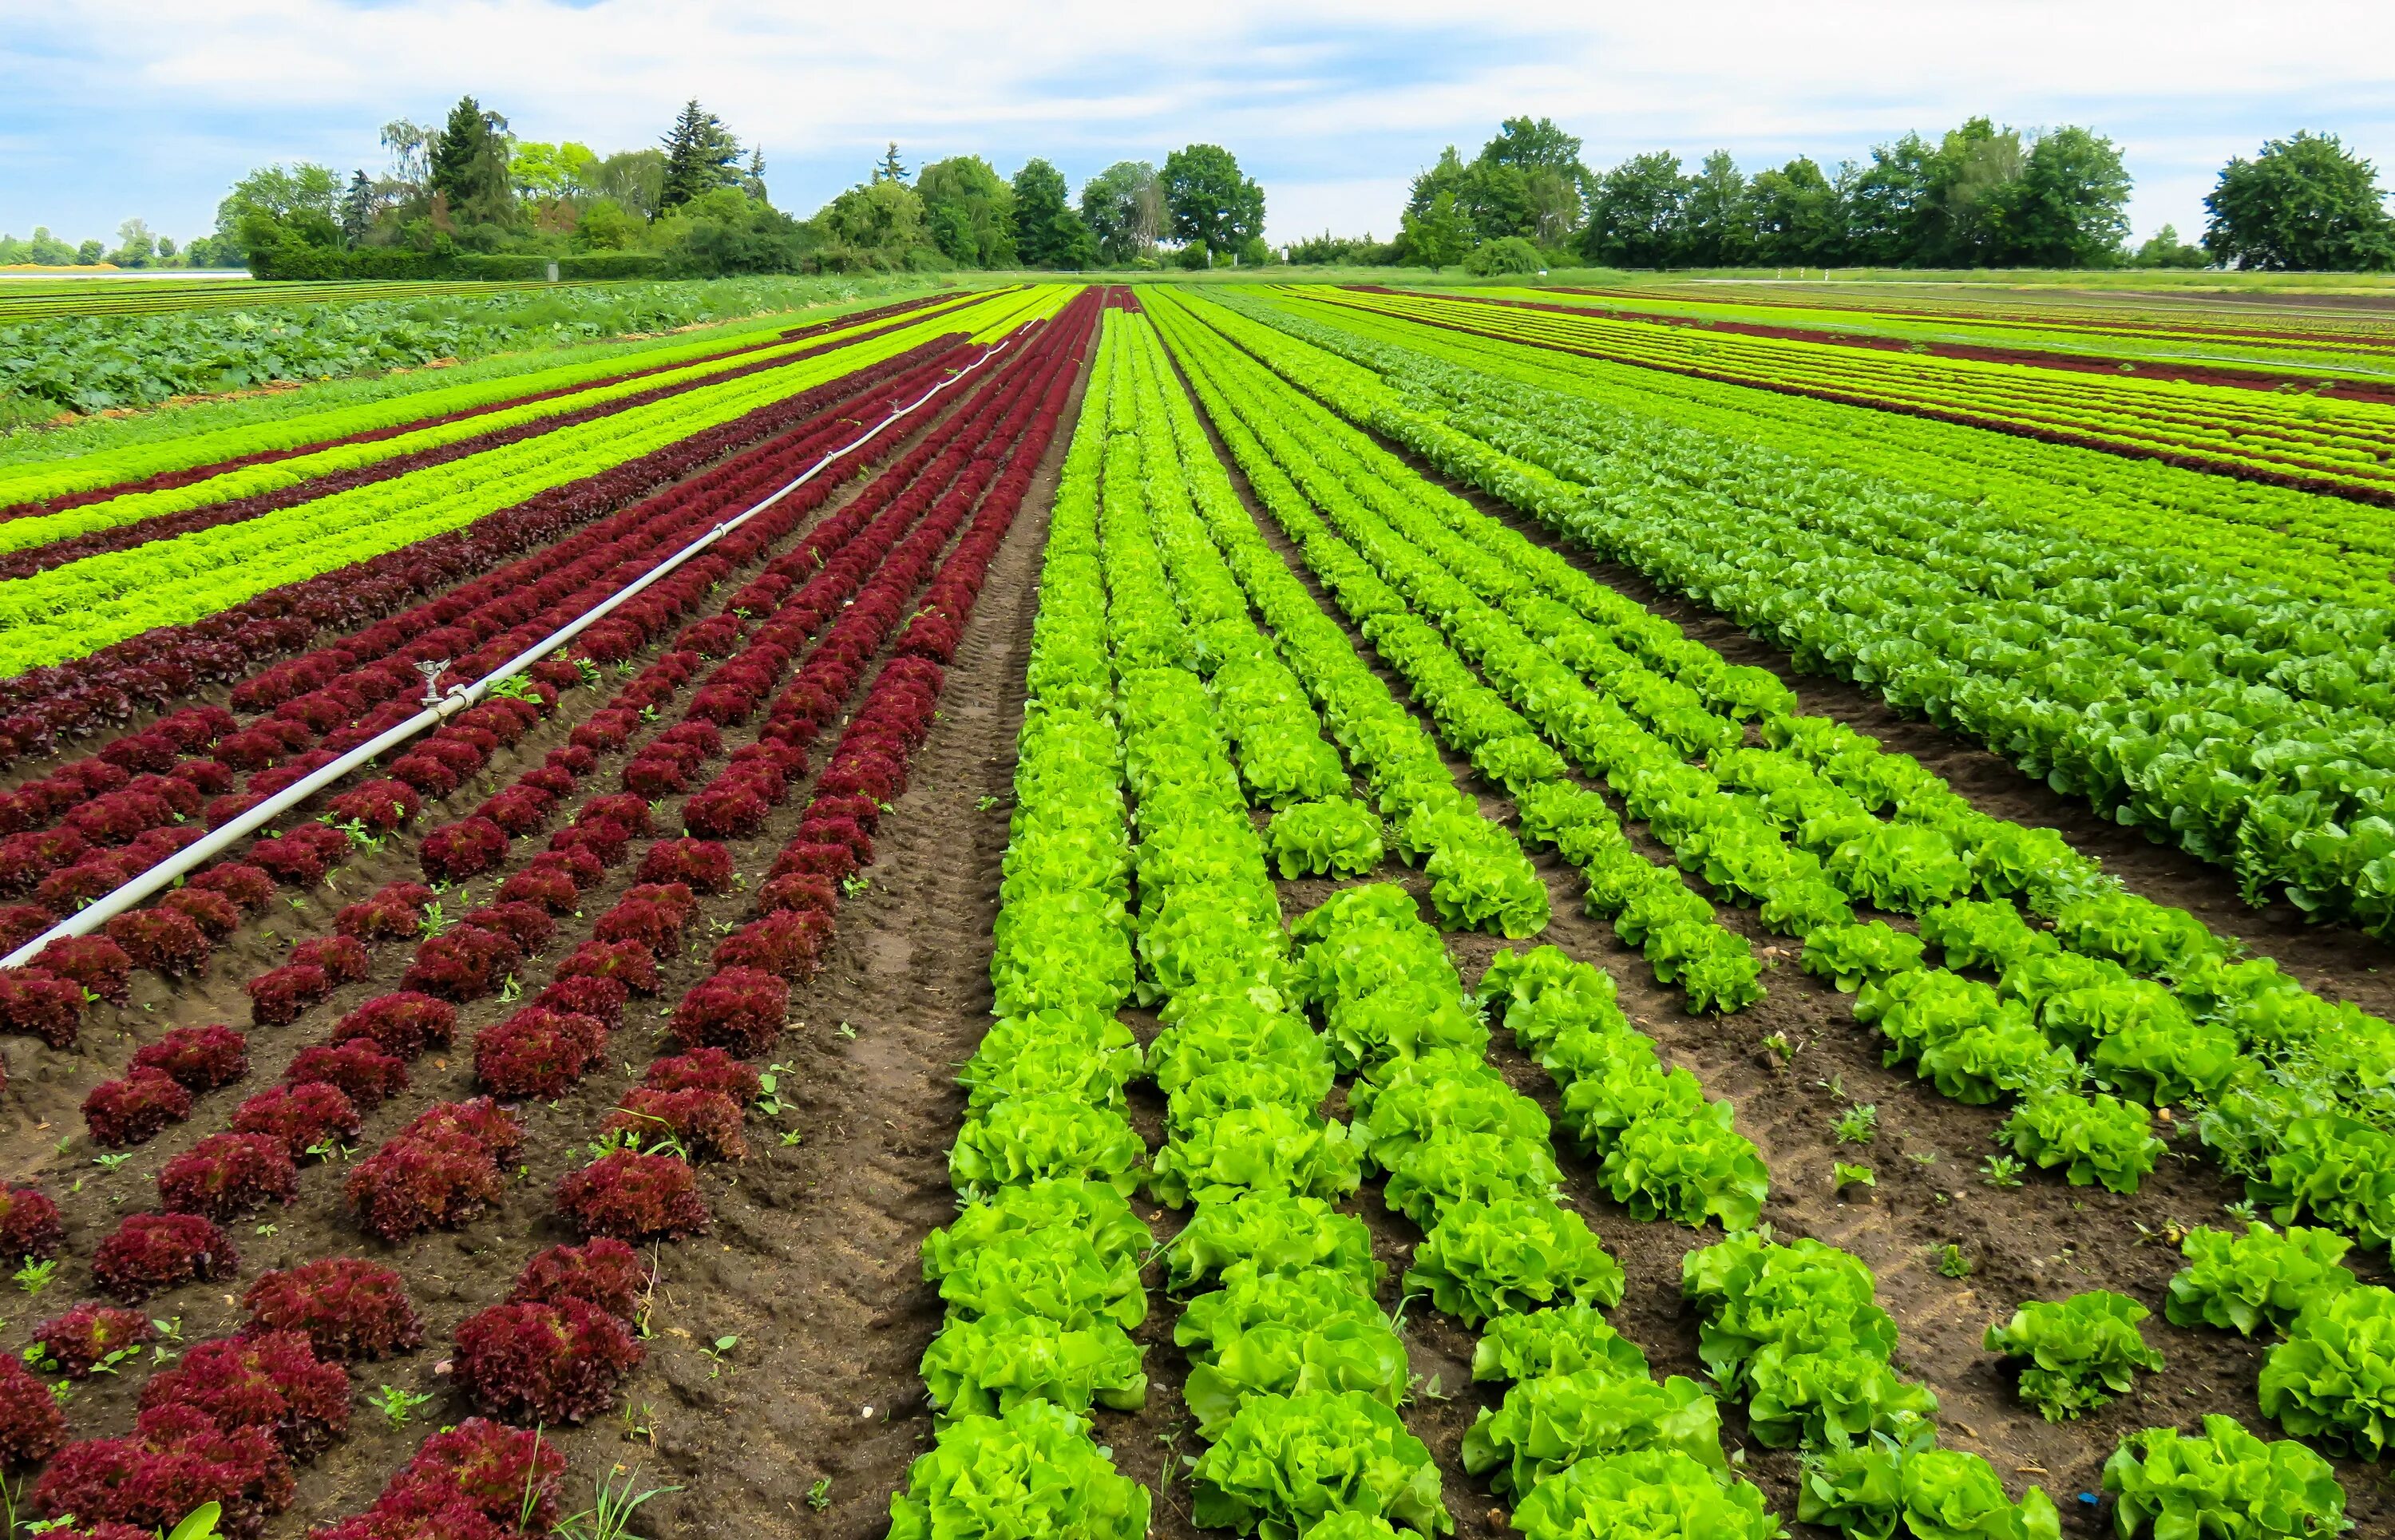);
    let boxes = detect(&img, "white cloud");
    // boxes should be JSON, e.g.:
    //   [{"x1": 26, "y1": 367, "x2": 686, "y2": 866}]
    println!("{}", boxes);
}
[{"x1": 1, "y1": 0, "x2": 2389, "y2": 246}]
